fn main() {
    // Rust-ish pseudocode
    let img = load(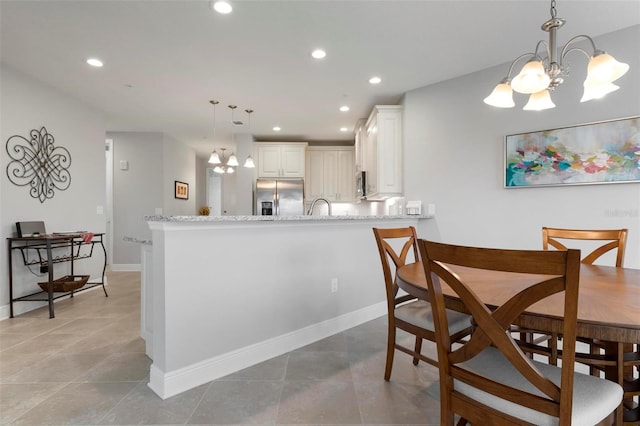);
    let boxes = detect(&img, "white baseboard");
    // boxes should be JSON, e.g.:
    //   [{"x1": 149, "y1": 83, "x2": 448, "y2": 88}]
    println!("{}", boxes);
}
[
  {"x1": 110, "y1": 264, "x2": 141, "y2": 272},
  {"x1": 147, "y1": 301, "x2": 386, "y2": 399}
]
